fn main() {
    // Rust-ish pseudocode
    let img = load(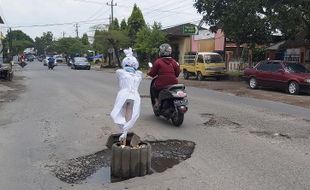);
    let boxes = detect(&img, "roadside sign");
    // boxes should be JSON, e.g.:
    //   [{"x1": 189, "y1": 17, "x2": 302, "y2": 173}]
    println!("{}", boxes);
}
[{"x1": 183, "y1": 25, "x2": 198, "y2": 35}]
